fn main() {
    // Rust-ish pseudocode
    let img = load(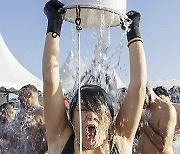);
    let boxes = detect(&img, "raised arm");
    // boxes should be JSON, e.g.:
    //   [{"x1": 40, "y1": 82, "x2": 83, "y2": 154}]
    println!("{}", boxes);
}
[
  {"x1": 43, "y1": 0, "x2": 70, "y2": 144},
  {"x1": 116, "y1": 11, "x2": 147, "y2": 144}
]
